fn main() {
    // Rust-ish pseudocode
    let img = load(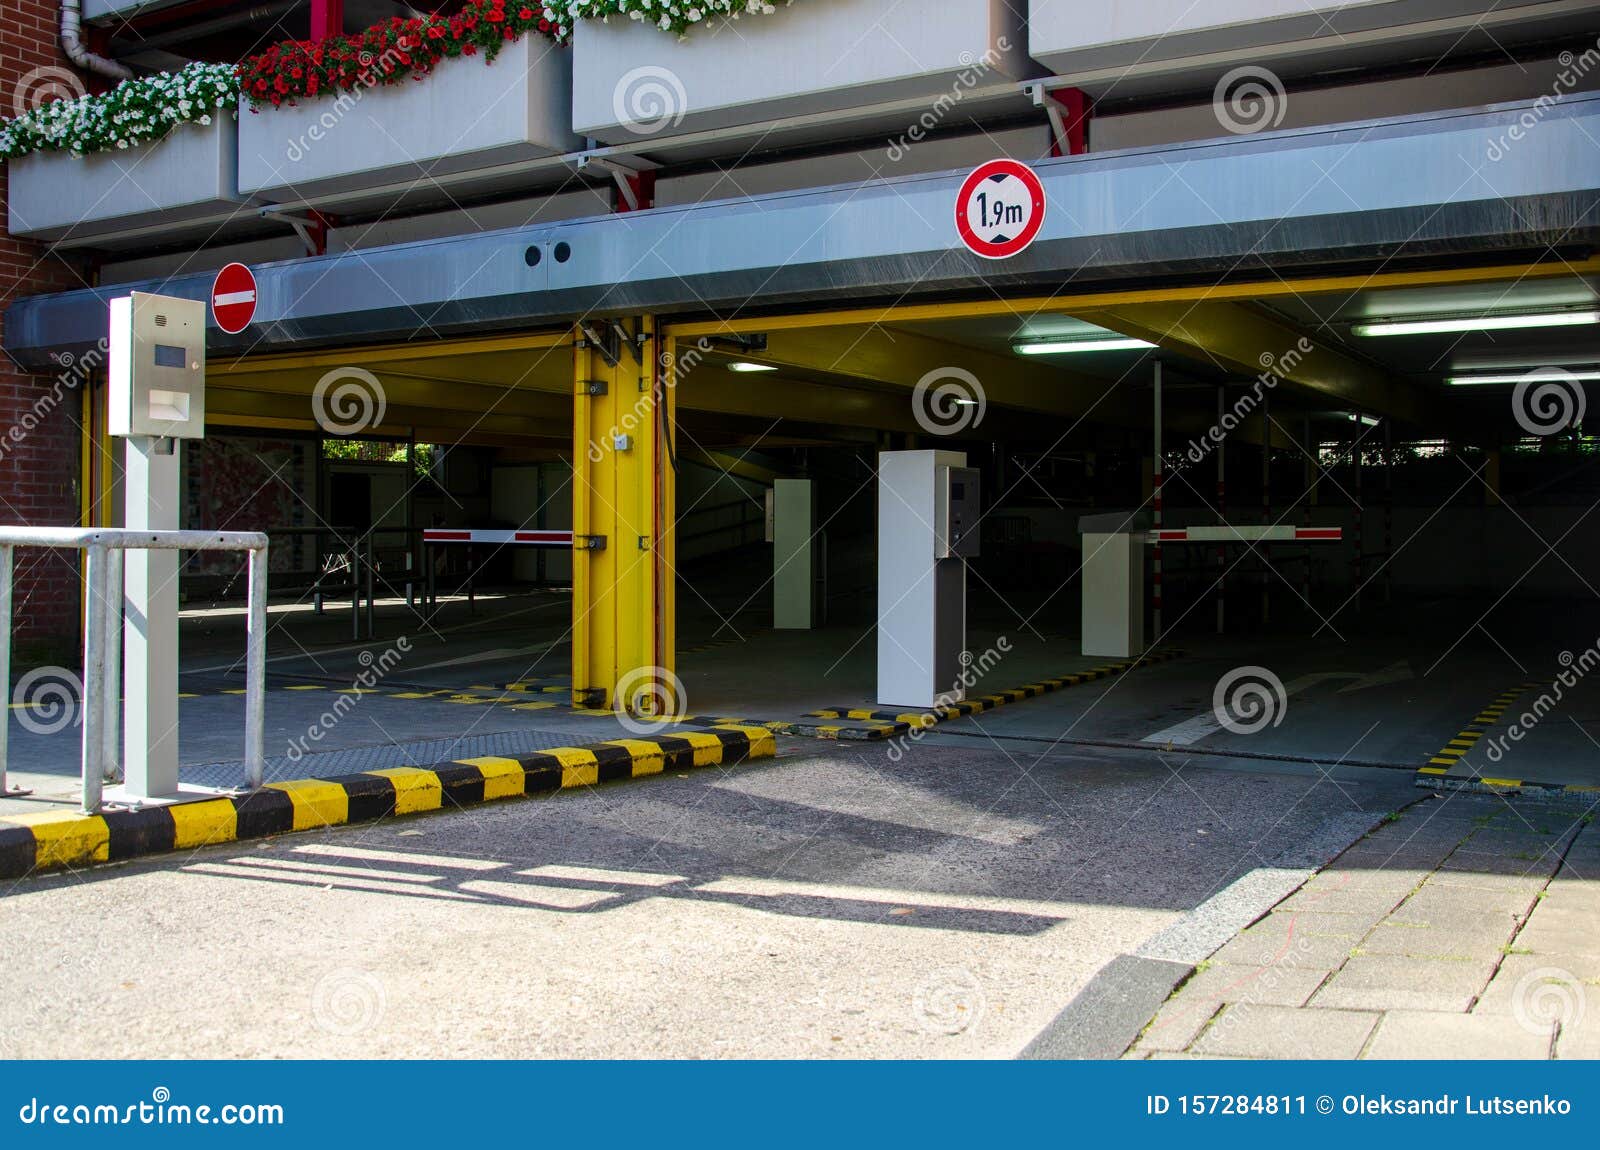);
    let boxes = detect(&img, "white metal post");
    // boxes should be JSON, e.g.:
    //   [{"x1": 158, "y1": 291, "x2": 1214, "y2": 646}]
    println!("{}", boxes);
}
[
  {"x1": 245, "y1": 545, "x2": 268, "y2": 789},
  {"x1": 123, "y1": 435, "x2": 181, "y2": 800},
  {"x1": 1261, "y1": 391, "x2": 1271, "y2": 626},
  {"x1": 1152, "y1": 361, "x2": 1163, "y2": 643},
  {"x1": 81, "y1": 544, "x2": 108, "y2": 814},
  {"x1": 103, "y1": 548, "x2": 122, "y2": 782},
  {"x1": 1216, "y1": 386, "x2": 1225, "y2": 635},
  {"x1": 0, "y1": 544, "x2": 21, "y2": 798},
  {"x1": 773, "y1": 479, "x2": 817, "y2": 629}
]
